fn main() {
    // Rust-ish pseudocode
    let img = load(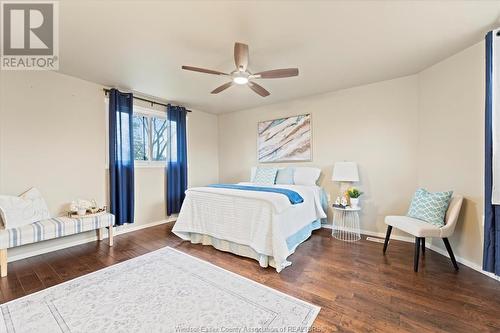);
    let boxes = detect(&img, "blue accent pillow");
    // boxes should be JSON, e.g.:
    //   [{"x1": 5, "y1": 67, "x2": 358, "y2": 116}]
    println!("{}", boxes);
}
[
  {"x1": 275, "y1": 168, "x2": 295, "y2": 185},
  {"x1": 407, "y1": 188, "x2": 453, "y2": 227},
  {"x1": 253, "y1": 167, "x2": 278, "y2": 185}
]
